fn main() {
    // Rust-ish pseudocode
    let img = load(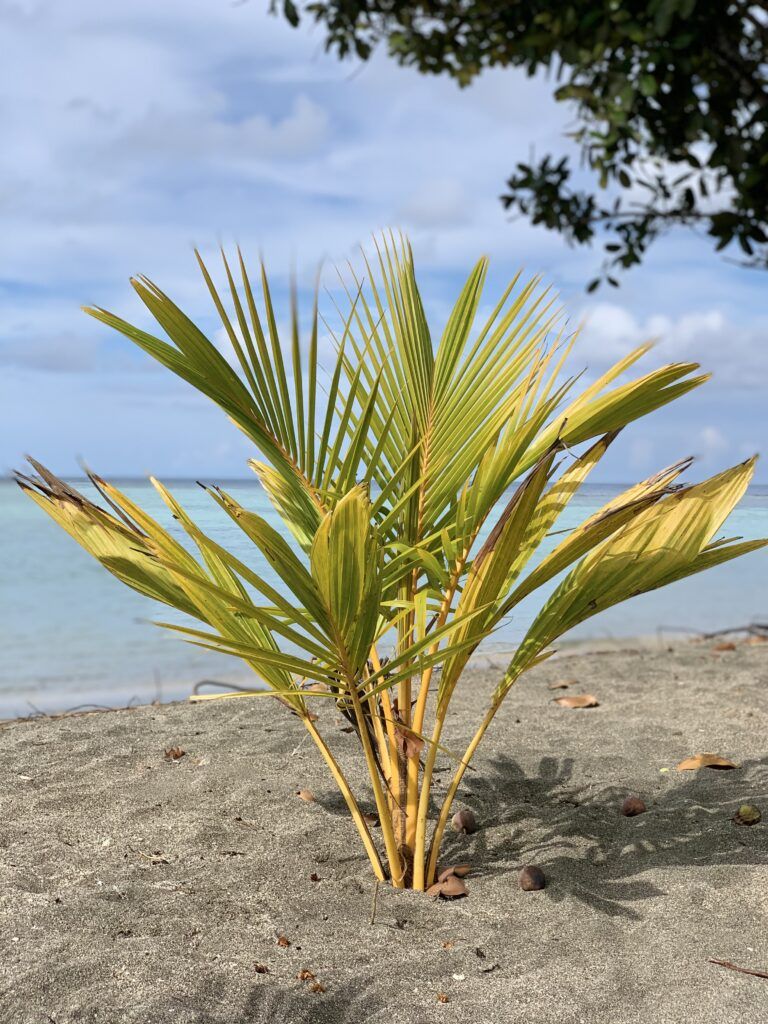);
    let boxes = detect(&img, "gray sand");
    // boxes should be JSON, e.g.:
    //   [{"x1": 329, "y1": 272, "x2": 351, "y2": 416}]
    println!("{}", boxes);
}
[{"x1": 2, "y1": 639, "x2": 767, "y2": 1024}]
